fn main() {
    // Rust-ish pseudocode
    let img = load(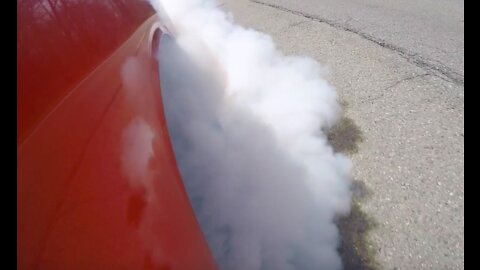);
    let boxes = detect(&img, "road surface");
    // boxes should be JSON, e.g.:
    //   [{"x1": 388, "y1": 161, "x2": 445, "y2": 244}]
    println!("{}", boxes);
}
[{"x1": 219, "y1": 0, "x2": 464, "y2": 269}]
